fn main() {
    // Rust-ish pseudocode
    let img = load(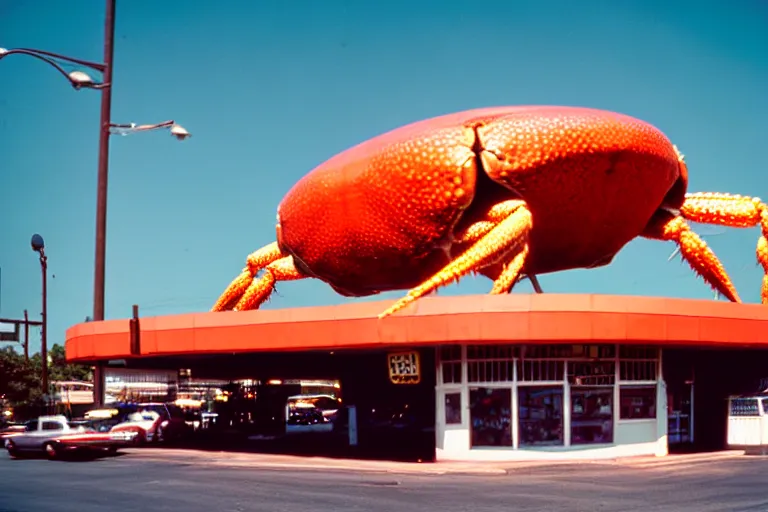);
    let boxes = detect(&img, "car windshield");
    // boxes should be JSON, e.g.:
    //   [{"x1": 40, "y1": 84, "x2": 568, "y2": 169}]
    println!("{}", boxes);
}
[
  {"x1": 127, "y1": 411, "x2": 160, "y2": 422},
  {"x1": 142, "y1": 405, "x2": 167, "y2": 416}
]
